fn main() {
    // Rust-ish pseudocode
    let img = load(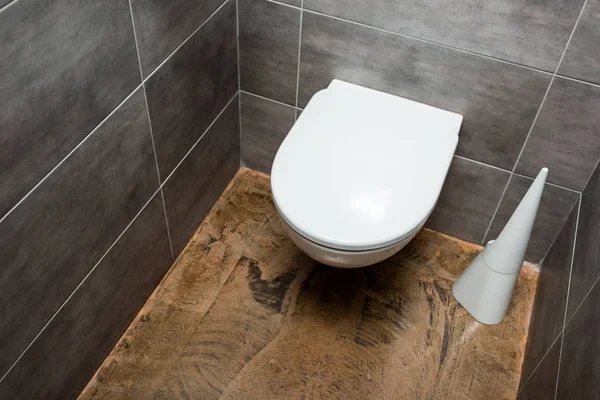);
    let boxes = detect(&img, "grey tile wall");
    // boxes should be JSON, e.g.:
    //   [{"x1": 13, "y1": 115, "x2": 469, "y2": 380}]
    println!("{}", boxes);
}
[
  {"x1": 559, "y1": 0, "x2": 600, "y2": 85},
  {"x1": 0, "y1": 0, "x2": 140, "y2": 217},
  {"x1": 163, "y1": 97, "x2": 240, "y2": 256},
  {"x1": 0, "y1": 0, "x2": 240, "y2": 397},
  {"x1": 130, "y1": 0, "x2": 225, "y2": 77},
  {"x1": 556, "y1": 281, "x2": 600, "y2": 398},
  {"x1": 425, "y1": 157, "x2": 510, "y2": 244},
  {"x1": 519, "y1": 204, "x2": 577, "y2": 387},
  {"x1": 0, "y1": 88, "x2": 157, "y2": 377},
  {"x1": 519, "y1": 157, "x2": 600, "y2": 399},
  {"x1": 303, "y1": 0, "x2": 583, "y2": 71},
  {"x1": 145, "y1": 0, "x2": 238, "y2": 179},
  {"x1": 0, "y1": 194, "x2": 173, "y2": 400},
  {"x1": 485, "y1": 176, "x2": 579, "y2": 263},
  {"x1": 519, "y1": 336, "x2": 562, "y2": 399},
  {"x1": 239, "y1": 0, "x2": 301, "y2": 105},
  {"x1": 516, "y1": 77, "x2": 600, "y2": 191},
  {"x1": 566, "y1": 163, "x2": 600, "y2": 319},
  {"x1": 238, "y1": 0, "x2": 598, "y2": 267},
  {"x1": 241, "y1": 92, "x2": 296, "y2": 173}
]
